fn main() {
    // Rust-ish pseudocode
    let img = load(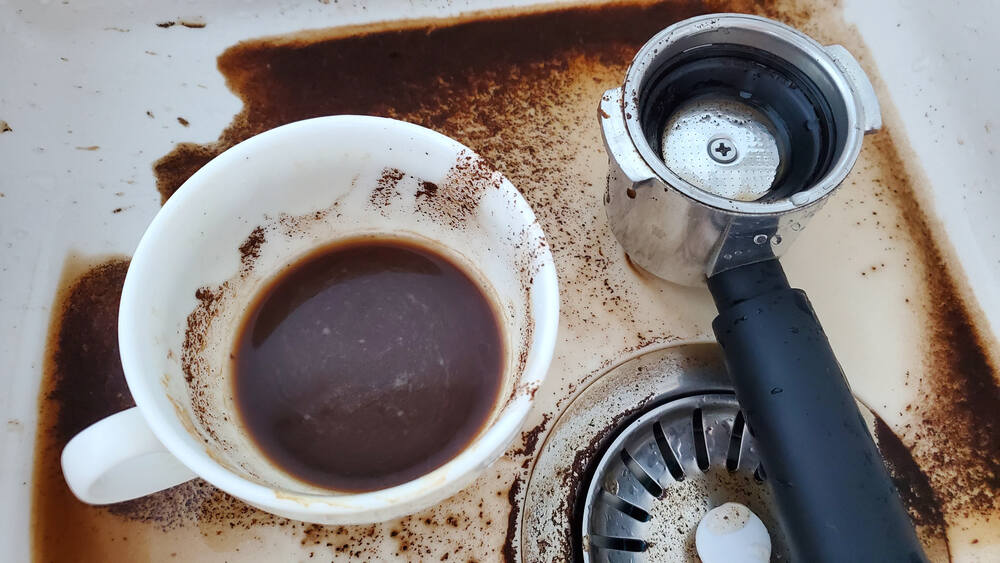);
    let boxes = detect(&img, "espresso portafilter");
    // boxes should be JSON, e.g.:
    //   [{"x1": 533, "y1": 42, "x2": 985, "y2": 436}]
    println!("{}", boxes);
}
[{"x1": 600, "y1": 14, "x2": 927, "y2": 562}]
